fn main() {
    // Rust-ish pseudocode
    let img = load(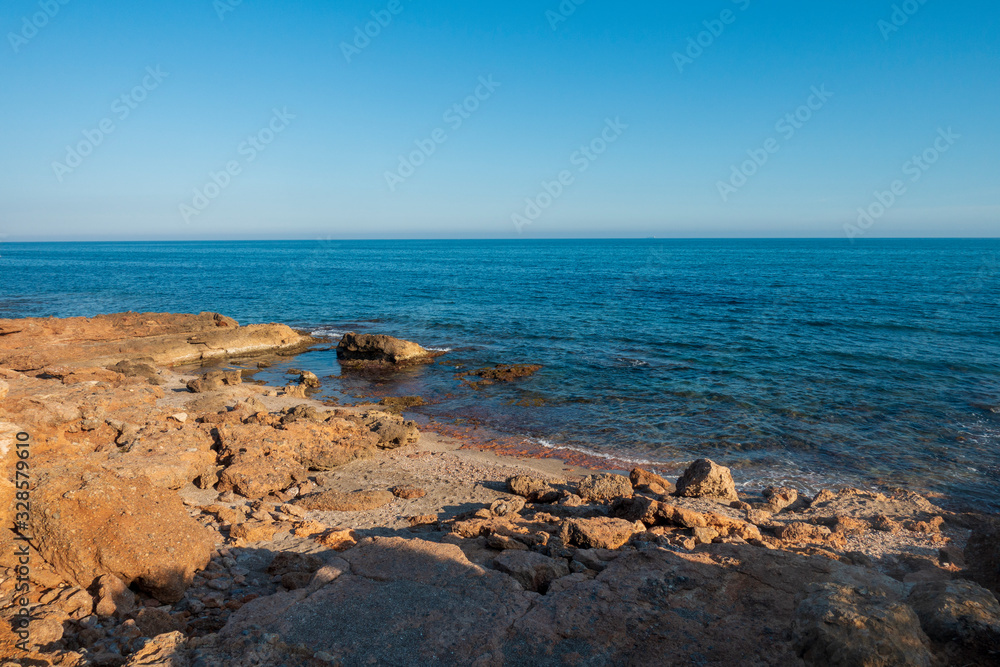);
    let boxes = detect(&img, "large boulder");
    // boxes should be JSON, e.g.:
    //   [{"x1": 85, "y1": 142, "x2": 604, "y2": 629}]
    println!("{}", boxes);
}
[
  {"x1": 336, "y1": 332, "x2": 436, "y2": 366},
  {"x1": 209, "y1": 537, "x2": 531, "y2": 665},
  {"x1": 29, "y1": 467, "x2": 215, "y2": 603},
  {"x1": 965, "y1": 517, "x2": 1000, "y2": 597},
  {"x1": 561, "y1": 517, "x2": 644, "y2": 550},
  {"x1": 793, "y1": 583, "x2": 932, "y2": 666},
  {"x1": 674, "y1": 458, "x2": 740, "y2": 502},
  {"x1": 907, "y1": 579, "x2": 1000, "y2": 649}
]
